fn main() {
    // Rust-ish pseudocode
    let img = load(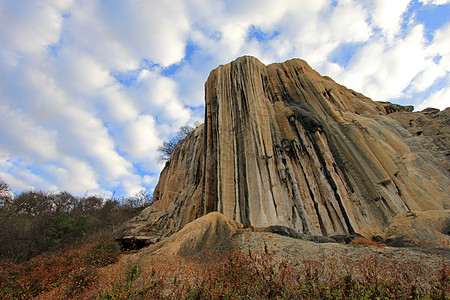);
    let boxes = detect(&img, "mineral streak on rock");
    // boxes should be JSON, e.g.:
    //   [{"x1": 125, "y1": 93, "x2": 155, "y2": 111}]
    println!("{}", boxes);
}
[{"x1": 118, "y1": 56, "x2": 450, "y2": 242}]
